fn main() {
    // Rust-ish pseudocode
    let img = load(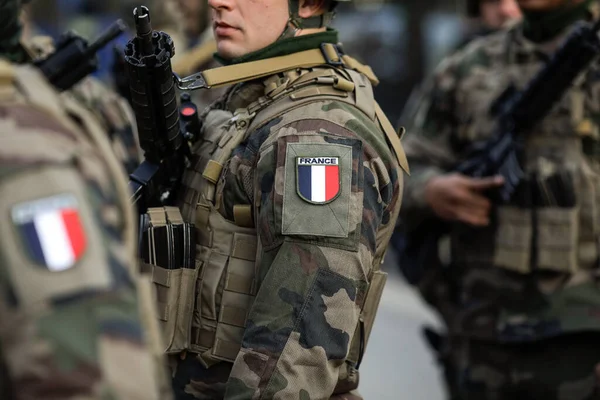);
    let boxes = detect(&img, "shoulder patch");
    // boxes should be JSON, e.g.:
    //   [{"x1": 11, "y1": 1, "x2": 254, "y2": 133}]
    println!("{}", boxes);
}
[
  {"x1": 296, "y1": 156, "x2": 340, "y2": 204},
  {"x1": 12, "y1": 193, "x2": 86, "y2": 272},
  {"x1": 282, "y1": 142, "x2": 354, "y2": 238},
  {"x1": 0, "y1": 165, "x2": 113, "y2": 307}
]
